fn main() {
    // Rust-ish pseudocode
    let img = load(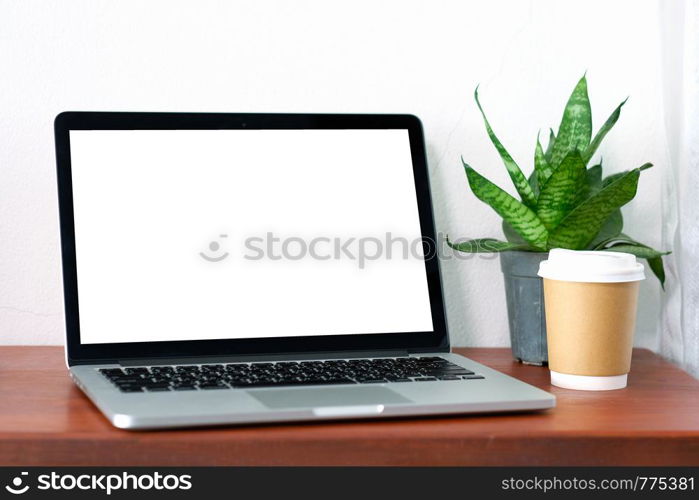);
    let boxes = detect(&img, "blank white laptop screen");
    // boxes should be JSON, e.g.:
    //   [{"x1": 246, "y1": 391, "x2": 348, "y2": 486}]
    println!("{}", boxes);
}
[{"x1": 69, "y1": 129, "x2": 434, "y2": 344}]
